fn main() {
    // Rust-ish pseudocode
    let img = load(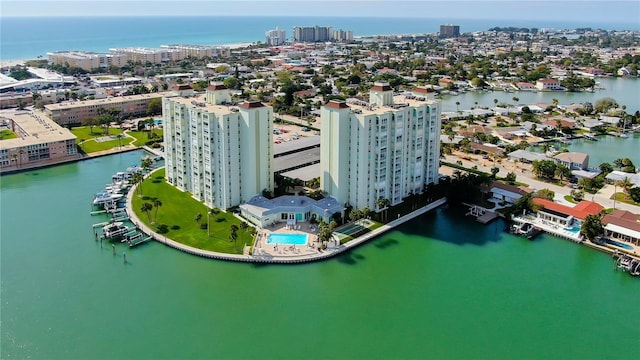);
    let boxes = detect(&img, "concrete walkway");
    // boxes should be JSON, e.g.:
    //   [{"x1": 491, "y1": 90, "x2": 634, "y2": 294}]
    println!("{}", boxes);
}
[{"x1": 125, "y1": 170, "x2": 447, "y2": 264}]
